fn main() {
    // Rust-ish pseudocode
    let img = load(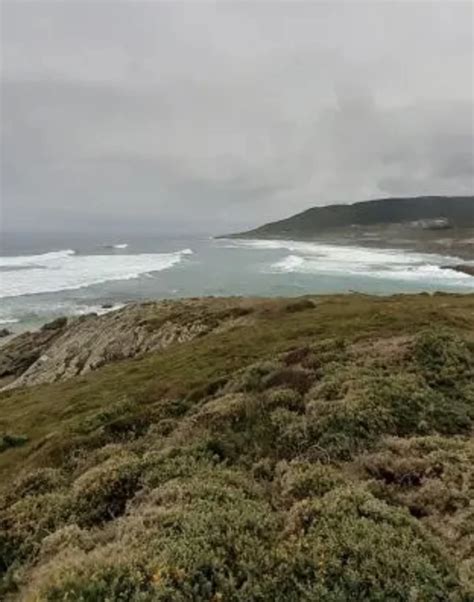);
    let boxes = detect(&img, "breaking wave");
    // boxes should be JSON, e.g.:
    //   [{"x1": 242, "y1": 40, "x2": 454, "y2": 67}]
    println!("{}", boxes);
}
[
  {"x1": 0, "y1": 248, "x2": 193, "y2": 298},
  {"x1": 0, "y1": 249, "x2": 76, "y2": 268},
  {"x1": 224, "y1": 239, "x2": 473, "y2": 288}
]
